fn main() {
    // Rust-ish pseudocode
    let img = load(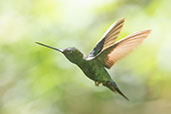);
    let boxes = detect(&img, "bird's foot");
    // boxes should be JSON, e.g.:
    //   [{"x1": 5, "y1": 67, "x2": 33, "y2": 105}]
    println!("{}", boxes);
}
[{"x1": 95, "y1": 81, "x2": 101, "y2": 86}]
